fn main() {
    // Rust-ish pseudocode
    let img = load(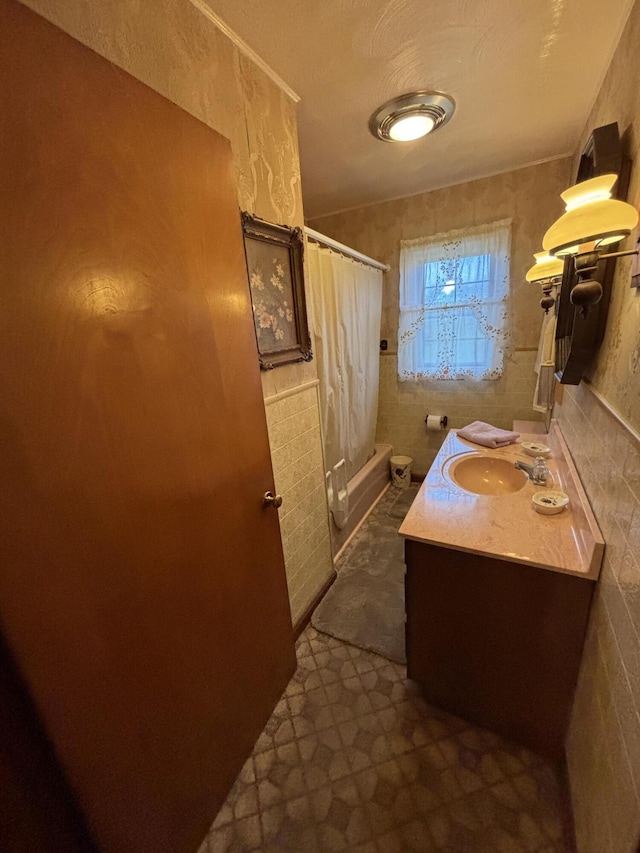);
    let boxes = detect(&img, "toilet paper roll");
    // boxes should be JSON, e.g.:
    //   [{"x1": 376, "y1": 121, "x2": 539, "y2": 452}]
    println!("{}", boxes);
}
[{"x1": 426, "y1": 414, "x2": 447, "y2": 431}]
